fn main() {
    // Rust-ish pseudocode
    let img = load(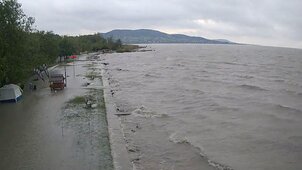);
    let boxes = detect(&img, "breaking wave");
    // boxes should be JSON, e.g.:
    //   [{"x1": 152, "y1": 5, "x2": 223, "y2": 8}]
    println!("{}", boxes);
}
[
  {"x1": 169, "y1": 132, "x2": 233, "y2": 170},
  {"x1": 169, "y1": 132, "x2": 188, "y2": 144},
  {"x1": 131, "y1": 106, "x2": 168, "y2": 118}
]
